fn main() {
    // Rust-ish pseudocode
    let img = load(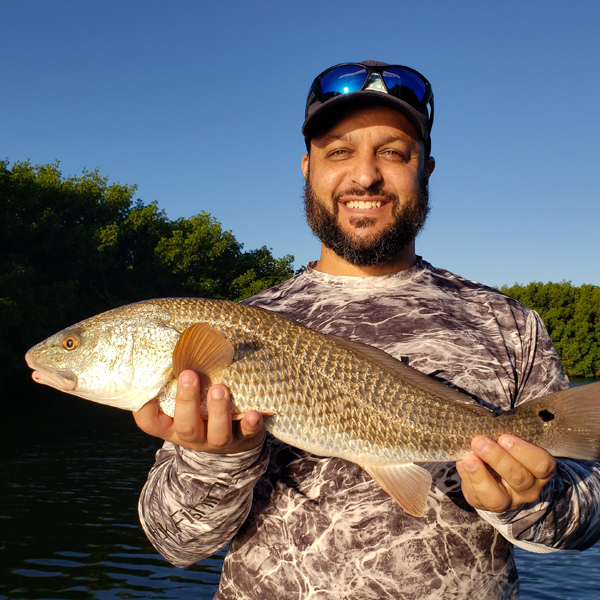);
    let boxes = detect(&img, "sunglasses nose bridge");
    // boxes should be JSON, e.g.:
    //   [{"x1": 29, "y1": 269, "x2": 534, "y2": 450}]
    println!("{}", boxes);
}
[{"x1": 364, "y1": 72, "x2": 386, "y2": 92}]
